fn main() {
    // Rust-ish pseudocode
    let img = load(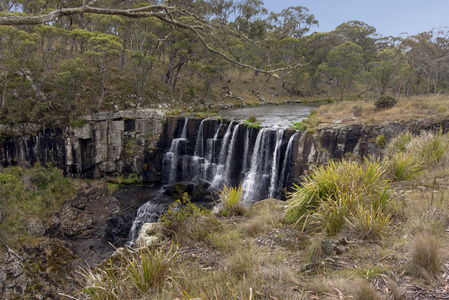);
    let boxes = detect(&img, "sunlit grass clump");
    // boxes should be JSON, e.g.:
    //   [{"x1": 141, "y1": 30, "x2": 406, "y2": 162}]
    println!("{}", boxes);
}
[
  {"x1": 286, "y1": 160, "x2": 391, "y2": 237},
  {"x1": 384, "y1": 131, "x2": 449, "y2": 181},
  {"x1": 218, "y1": 185, "x2": 246, "y2": 216}
]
